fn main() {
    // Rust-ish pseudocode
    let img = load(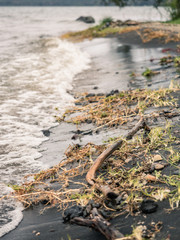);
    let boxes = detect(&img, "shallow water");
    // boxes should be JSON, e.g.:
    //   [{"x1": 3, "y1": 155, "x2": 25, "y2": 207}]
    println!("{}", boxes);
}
[
  {"x1": 0, "y1": 6, "x2": 170, "y2": 237},
  {"x1": 75, "y1": 37, "x2": 176, "y2": 95}
]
